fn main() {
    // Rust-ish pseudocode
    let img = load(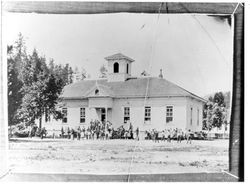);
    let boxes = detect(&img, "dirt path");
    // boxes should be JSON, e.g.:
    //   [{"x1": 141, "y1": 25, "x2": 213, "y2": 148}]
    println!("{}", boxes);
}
[{"x1": 8, "y1": 138, "x2": 229, "y2": 174}]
